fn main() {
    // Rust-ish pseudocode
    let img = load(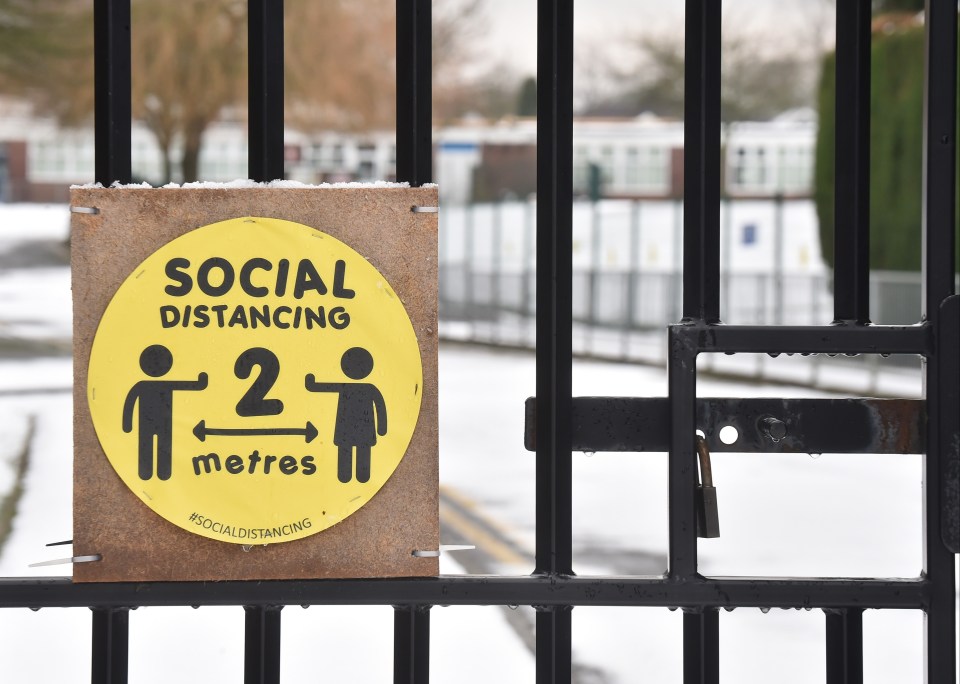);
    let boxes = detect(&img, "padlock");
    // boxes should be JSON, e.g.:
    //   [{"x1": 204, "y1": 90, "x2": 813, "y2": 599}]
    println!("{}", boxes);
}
[{"x1": 694, "y1": 435, "x2": 720, "y2": 538}]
